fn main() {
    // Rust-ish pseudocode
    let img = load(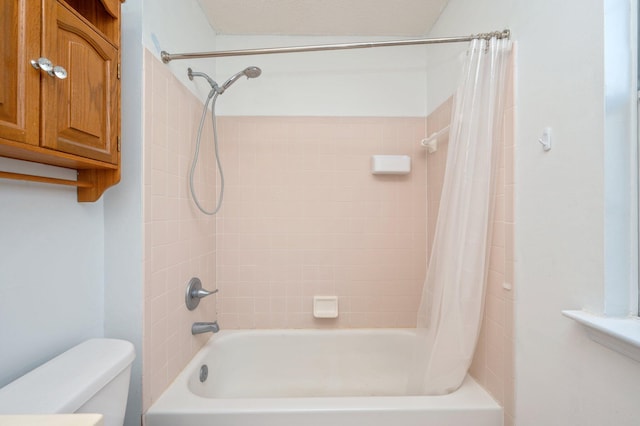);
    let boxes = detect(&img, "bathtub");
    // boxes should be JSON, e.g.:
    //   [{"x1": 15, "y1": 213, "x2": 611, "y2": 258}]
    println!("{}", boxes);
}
[{"x1": 145, "y1": 329, "x2": 502, "y2": 426}]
